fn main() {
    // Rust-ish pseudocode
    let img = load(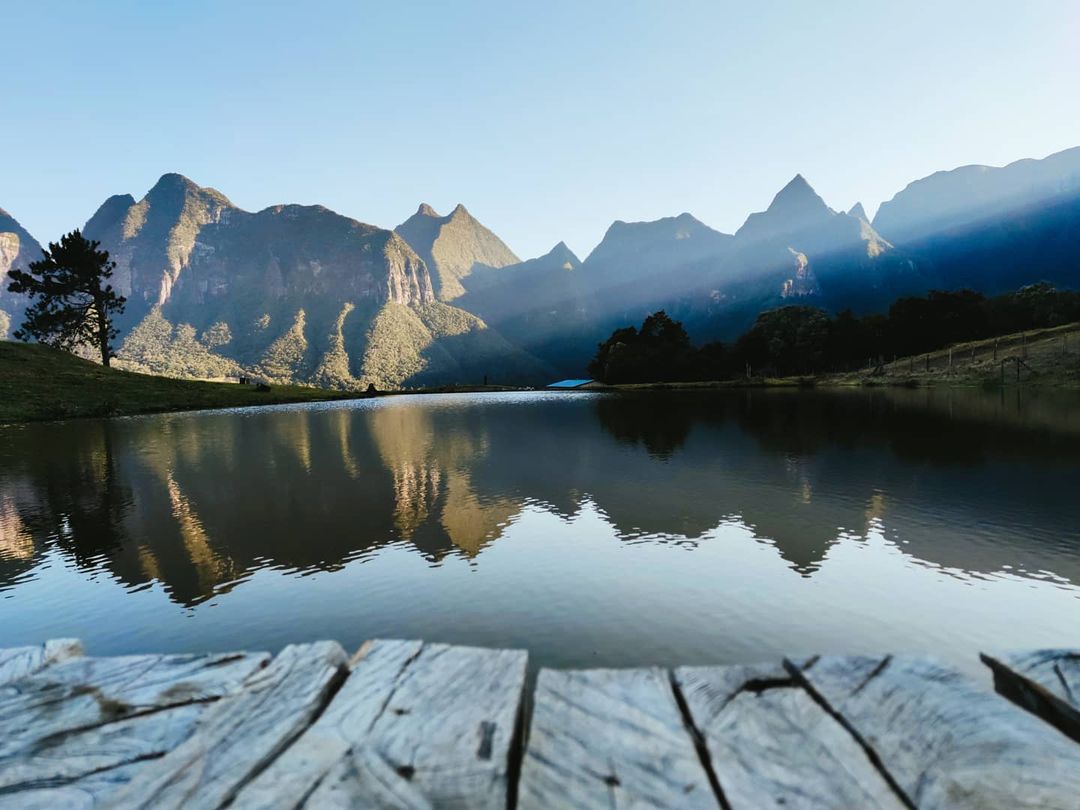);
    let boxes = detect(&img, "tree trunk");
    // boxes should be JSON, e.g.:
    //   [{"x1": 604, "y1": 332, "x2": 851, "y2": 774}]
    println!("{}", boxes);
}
[{"x1": 94, "y1": 294, "x2": 110, "y2": 367}]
